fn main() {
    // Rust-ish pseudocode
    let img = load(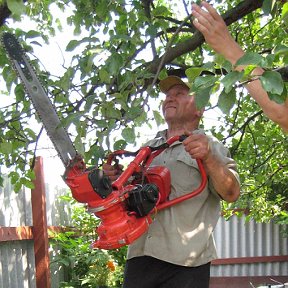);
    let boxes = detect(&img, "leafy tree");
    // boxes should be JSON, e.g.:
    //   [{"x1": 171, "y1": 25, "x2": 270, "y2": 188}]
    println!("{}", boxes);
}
[{"x1": 0, "y1": 0, "x2": 287, "y2": 225}]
